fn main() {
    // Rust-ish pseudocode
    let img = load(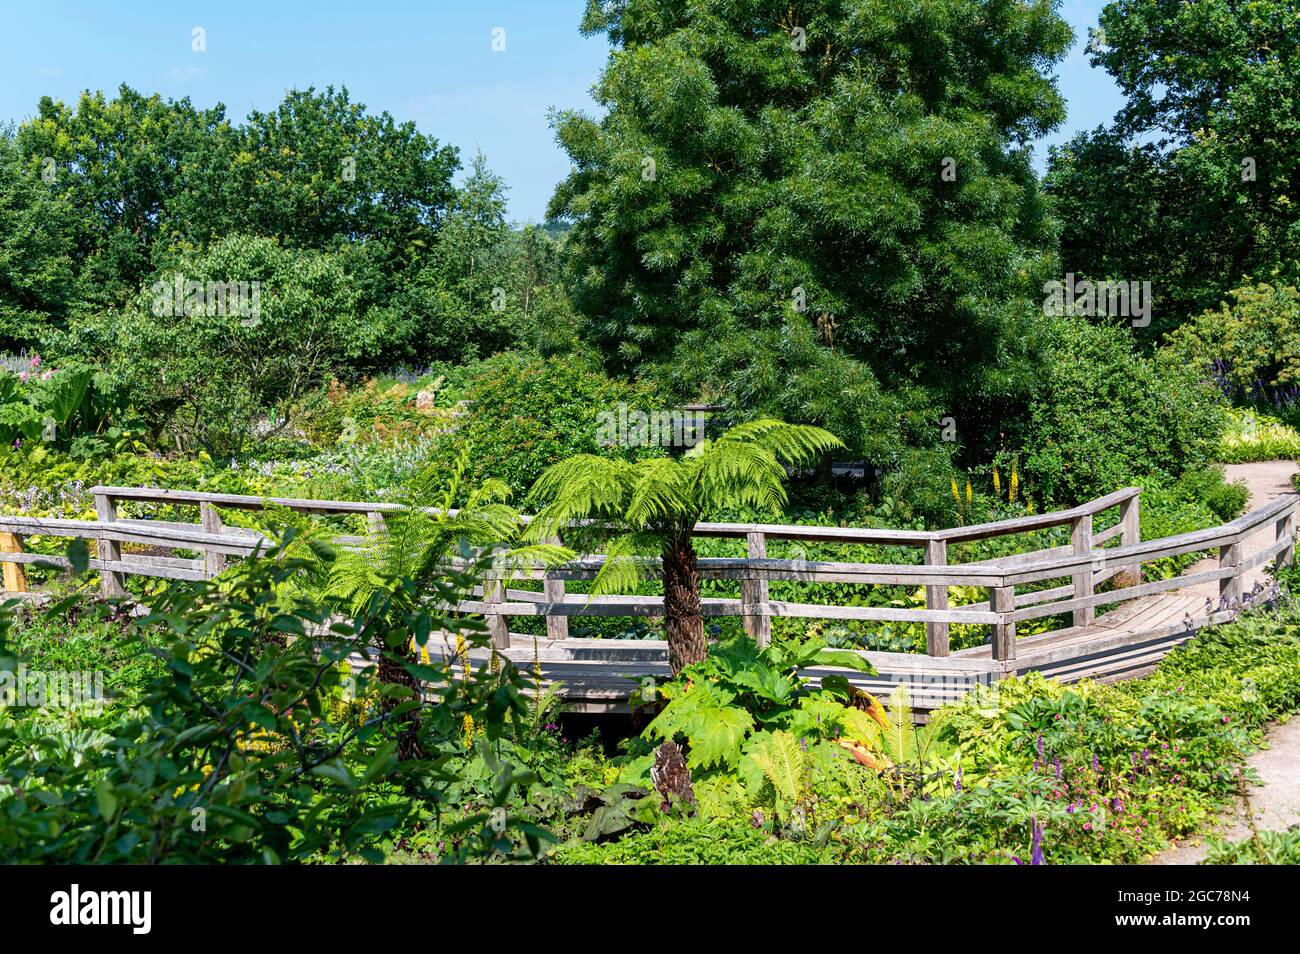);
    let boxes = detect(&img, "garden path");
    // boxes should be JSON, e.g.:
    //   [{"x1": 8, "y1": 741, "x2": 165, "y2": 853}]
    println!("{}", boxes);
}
[{"x1": 1149, "y1": 458, "x2": 1300, "y2": 865}]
